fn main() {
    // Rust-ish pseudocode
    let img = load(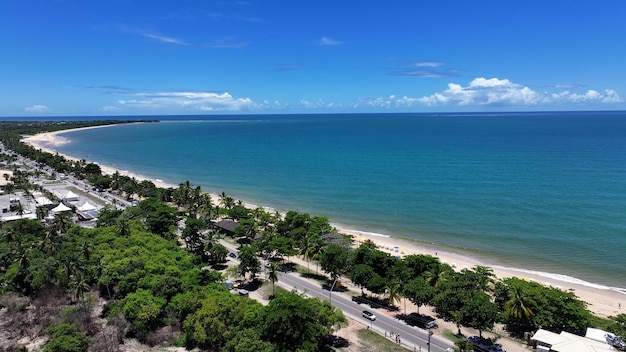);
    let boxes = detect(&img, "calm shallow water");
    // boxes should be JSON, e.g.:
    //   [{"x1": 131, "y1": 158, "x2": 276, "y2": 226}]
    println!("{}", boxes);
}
[{"x1": 56, "y1": 112, "x2": 626, "y2": 289}]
